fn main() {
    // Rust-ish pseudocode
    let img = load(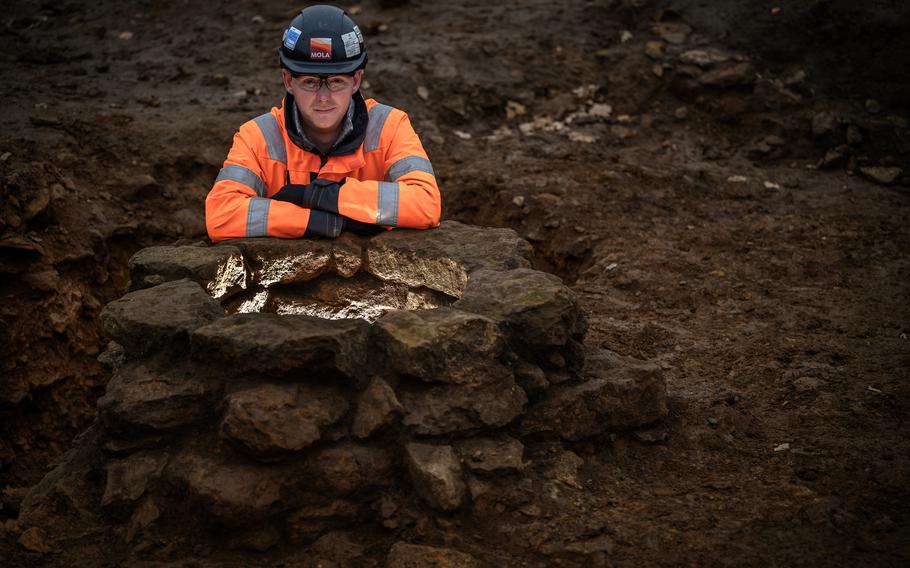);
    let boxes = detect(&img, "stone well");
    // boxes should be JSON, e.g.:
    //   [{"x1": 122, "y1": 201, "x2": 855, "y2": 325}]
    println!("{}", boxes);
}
[{"x1": 18, "y1": 221, "x2": 668, "y2": 554}]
